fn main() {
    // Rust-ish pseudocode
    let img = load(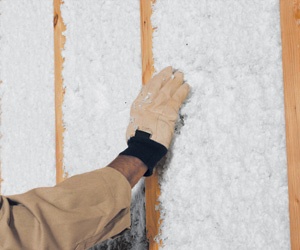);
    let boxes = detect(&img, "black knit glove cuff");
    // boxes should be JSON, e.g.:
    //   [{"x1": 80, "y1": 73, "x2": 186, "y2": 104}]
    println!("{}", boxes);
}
[{"x1": 119, "y1": 130, "x2": 168, "y2": 176}]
